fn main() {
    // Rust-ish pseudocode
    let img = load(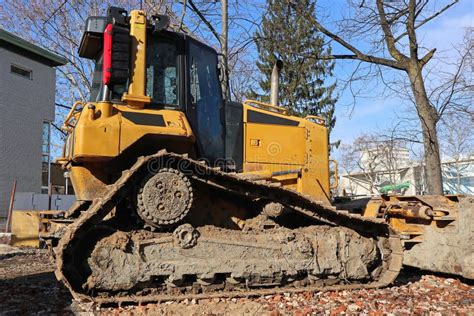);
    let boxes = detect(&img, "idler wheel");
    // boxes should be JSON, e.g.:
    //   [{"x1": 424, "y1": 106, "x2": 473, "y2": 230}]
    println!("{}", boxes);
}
[
  {"x1": 136, "y1": 168, "x2": 193, "y2": 228},
  {"x1": 173, "y1": 224, "x2": 199, "y2": 249}
]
